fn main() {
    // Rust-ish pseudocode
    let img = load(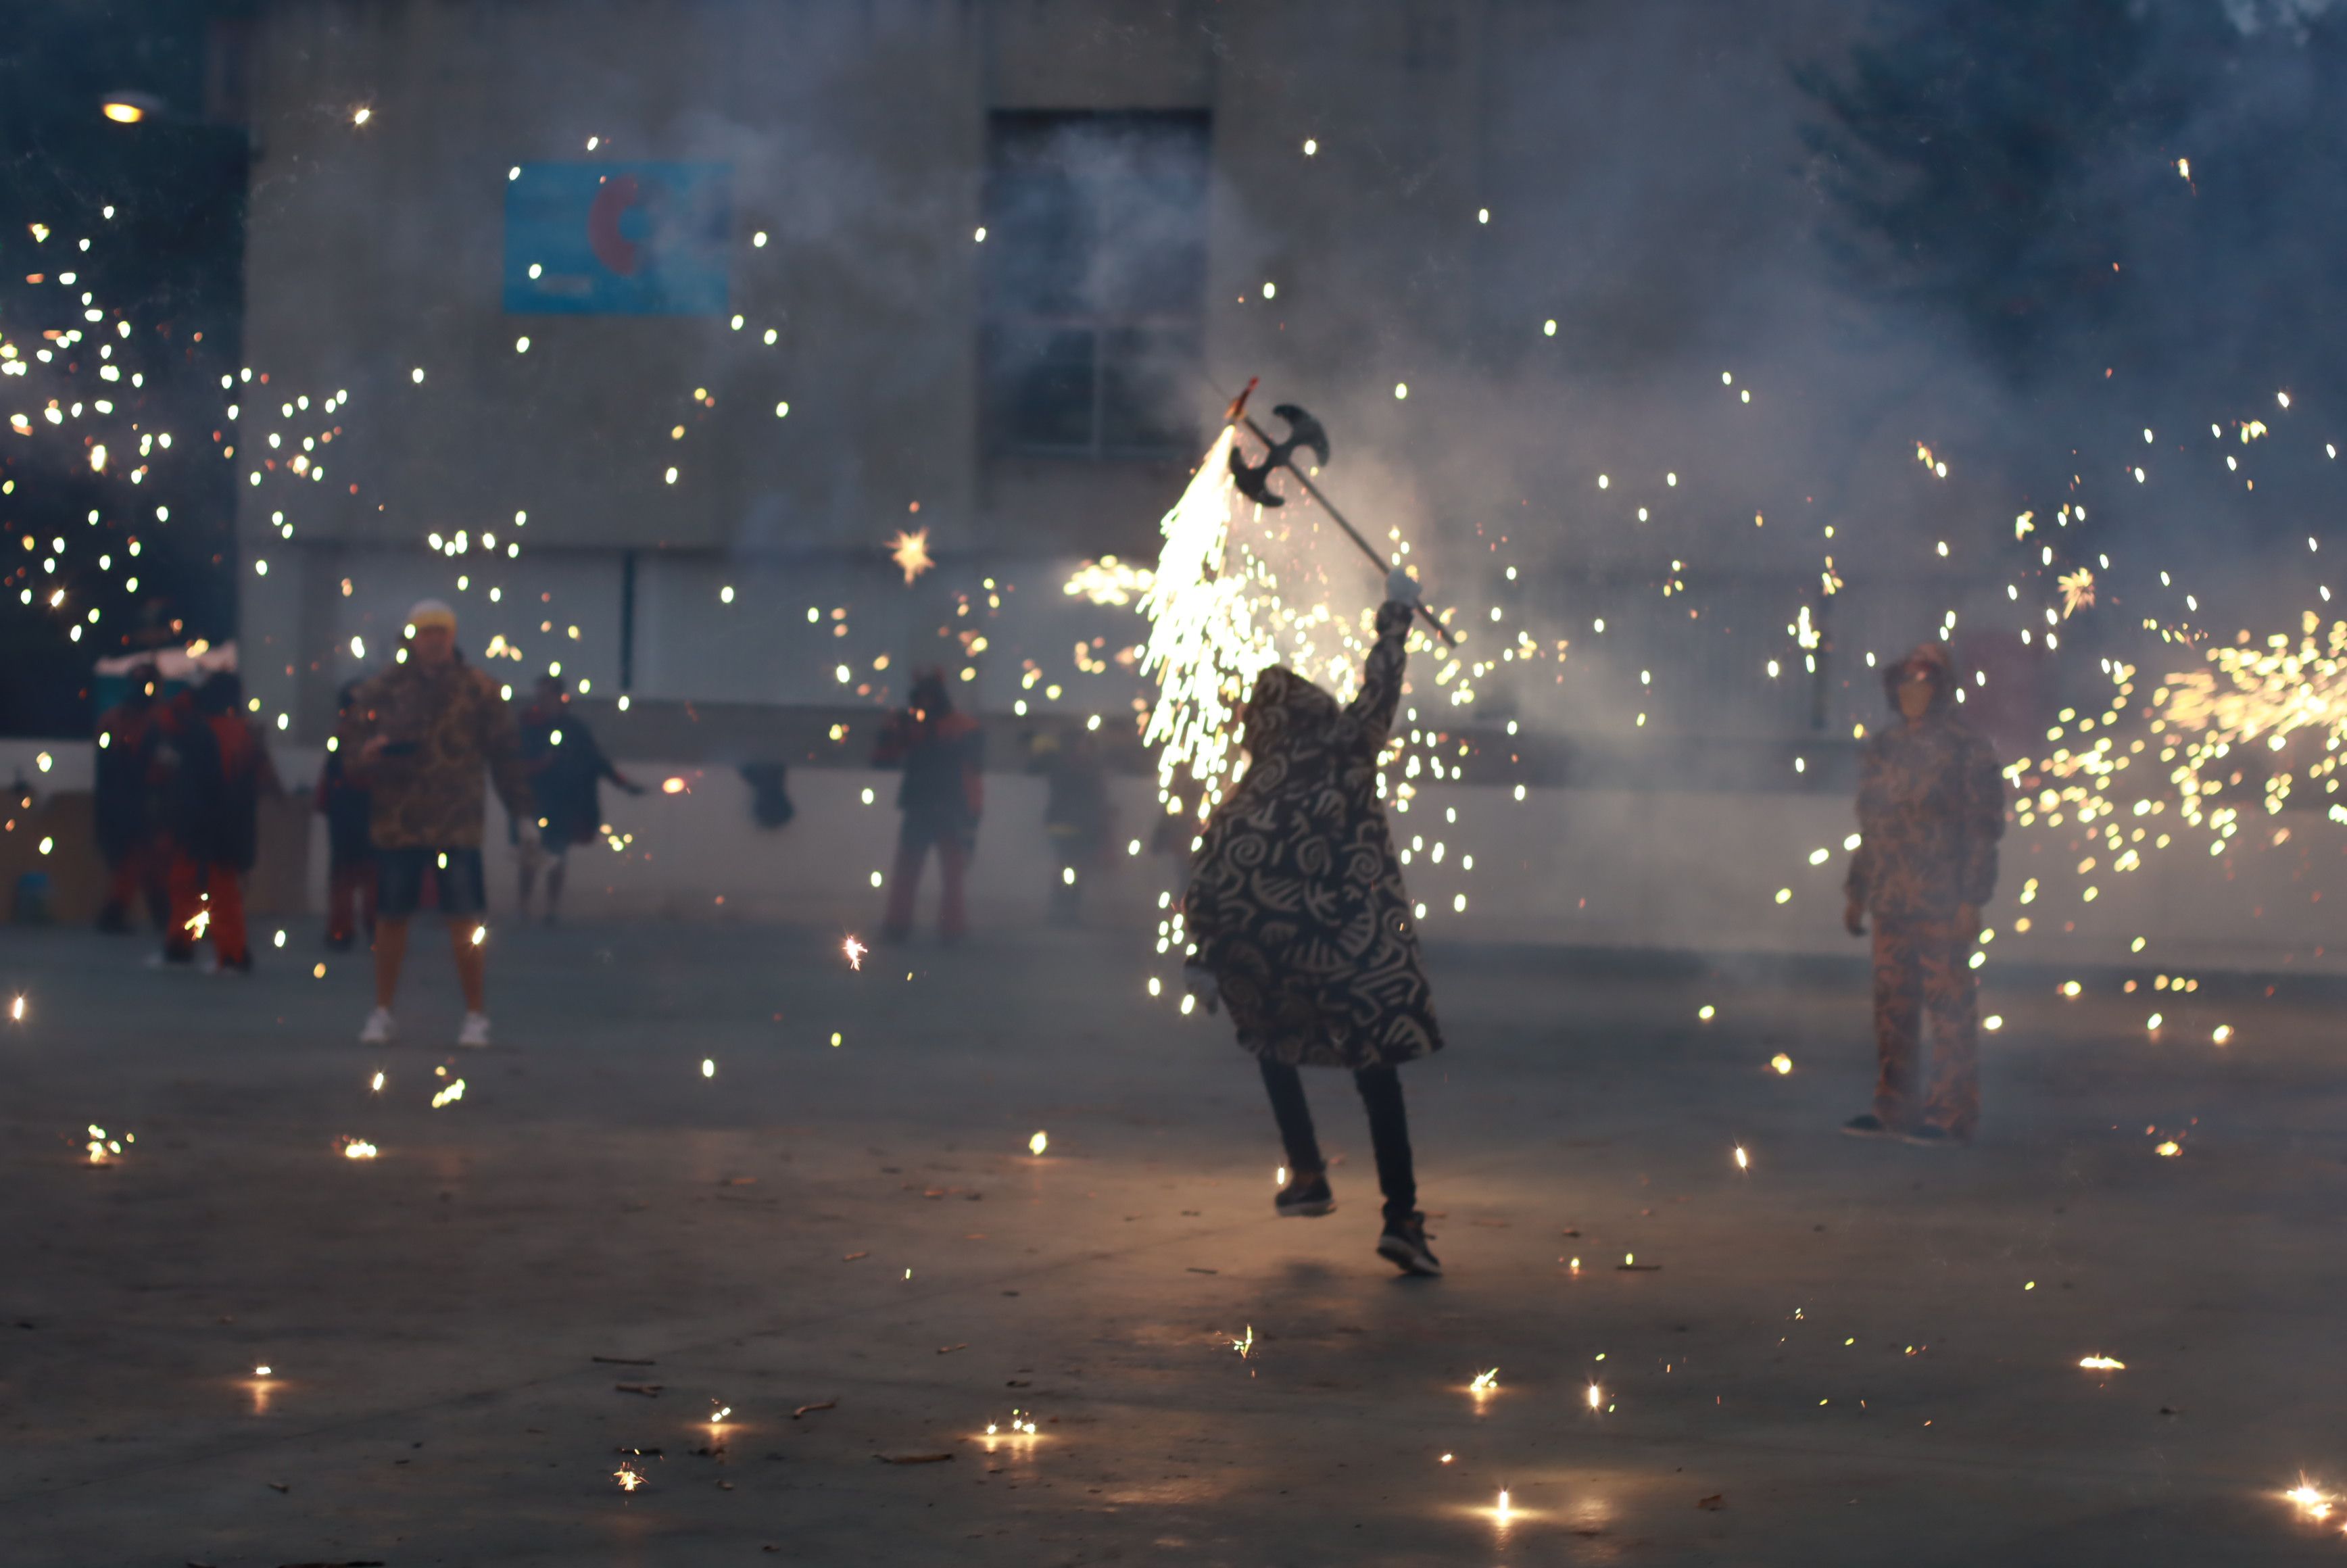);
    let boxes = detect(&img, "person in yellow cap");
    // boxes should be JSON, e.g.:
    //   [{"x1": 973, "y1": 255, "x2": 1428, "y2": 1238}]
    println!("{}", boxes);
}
[{"x1": 337, "y1": 599, "x2": 534, "y2": 1048}]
